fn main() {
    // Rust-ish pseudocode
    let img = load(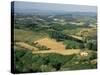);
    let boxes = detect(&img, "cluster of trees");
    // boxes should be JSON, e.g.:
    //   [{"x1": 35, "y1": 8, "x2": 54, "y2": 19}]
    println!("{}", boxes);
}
[
  {"x1": 63, "y1": 40, "x2": 83, "y2": 49},
  {"x1": 49, "y1": 22, "x2": 80, "y2": 31},
  {"x1": 14, "y1": 49, "x2": 97, "y2": 73},
  {"x1": 49, "y1": 30, "x2": 66, "y2": 41},
  {"x1": 49, "y1": 30, "x2": 84, "y2": 49},
  {"x1": 14, "y1": 49, "x2": 74, "y2": 73},
  {"x1": 80, "y1": 30, "x2": 97, "y2": 51},
  {"x1": 86, "y1": 40, "x2": 97, "y2": 51}
]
